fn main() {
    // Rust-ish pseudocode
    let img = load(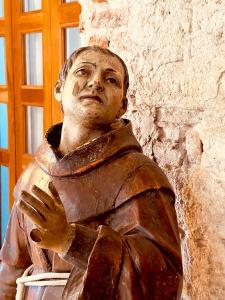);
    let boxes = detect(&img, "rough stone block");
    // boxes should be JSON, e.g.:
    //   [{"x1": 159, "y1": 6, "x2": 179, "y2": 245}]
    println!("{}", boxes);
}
[{"x1": 88, "y1": 35, "x2": 109, "y2": 48}]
